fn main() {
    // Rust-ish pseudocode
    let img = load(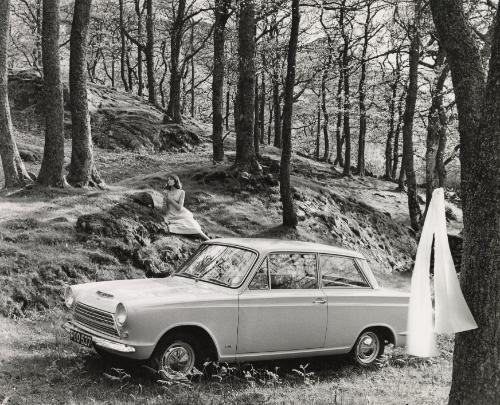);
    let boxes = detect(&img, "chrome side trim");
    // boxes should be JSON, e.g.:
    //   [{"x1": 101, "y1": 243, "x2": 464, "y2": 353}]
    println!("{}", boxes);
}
[{"x1": 63, "y1": 321, "x2": 135, "y2": 353}]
